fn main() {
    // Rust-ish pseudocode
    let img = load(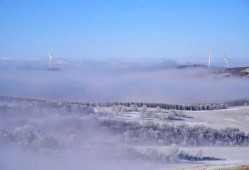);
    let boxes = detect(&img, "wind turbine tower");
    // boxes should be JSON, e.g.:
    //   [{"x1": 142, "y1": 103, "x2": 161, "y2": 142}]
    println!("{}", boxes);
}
[
  {"x1": 224, "y1": 53, "x2": 229, "y2": 68},
  {"x1": 208, "y1": 45, "x2": 212, "y2": 69},
  {"x1": 48, "y1": 52, "x2": 52, "y2": 70}
]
